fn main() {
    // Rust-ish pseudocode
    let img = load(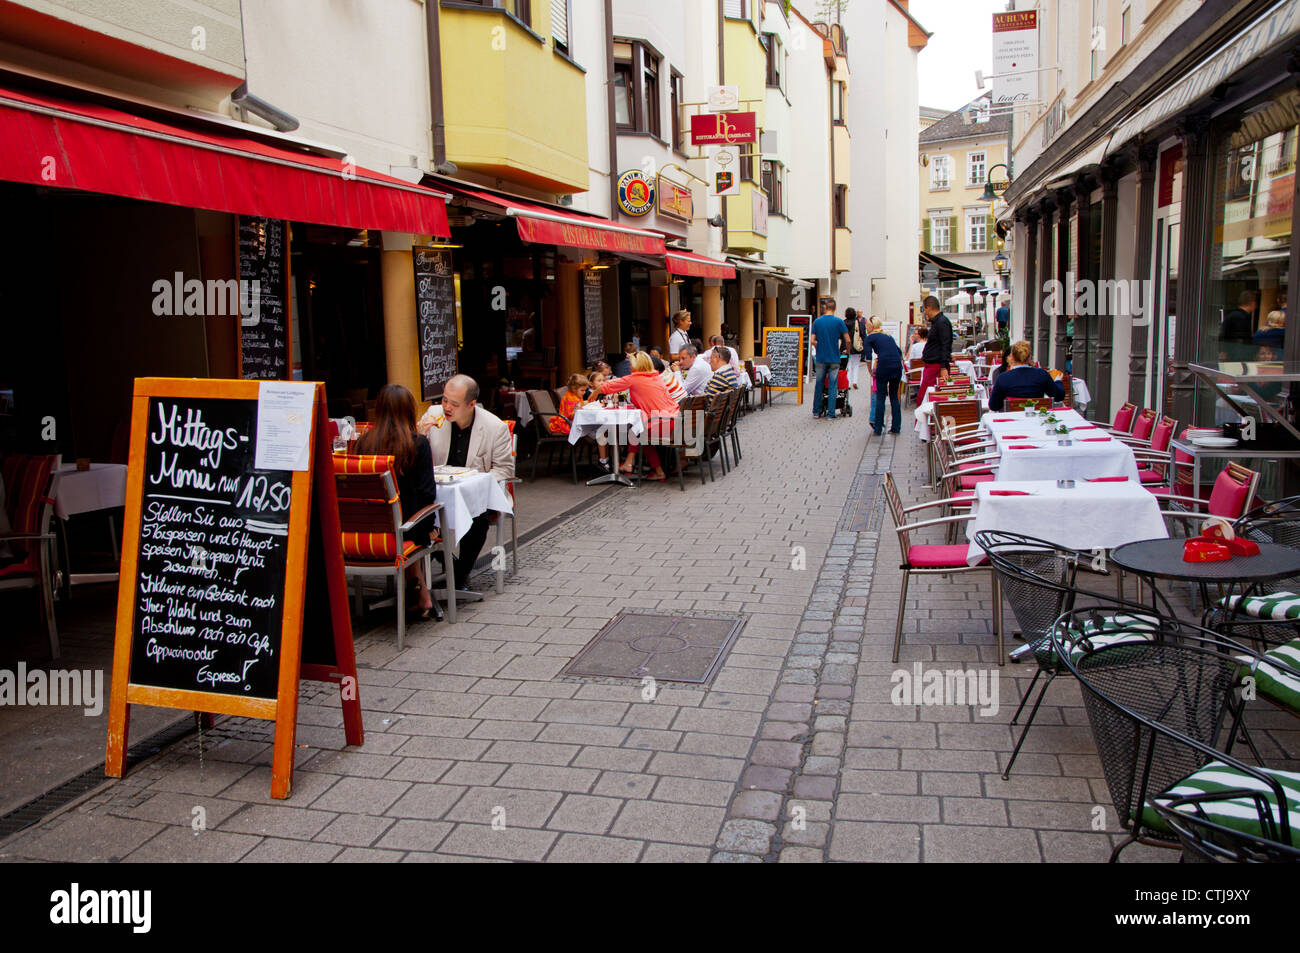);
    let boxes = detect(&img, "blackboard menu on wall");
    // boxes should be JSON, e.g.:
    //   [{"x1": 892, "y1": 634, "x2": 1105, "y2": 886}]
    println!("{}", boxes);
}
[
  {"x1": 128, "y1": 396, "x2": 291, "y2": 699},
  {"x1": 414, "y1": 249, "x2": 457, "y2": 400},
  {"x1": 764, "y1": 328, "x2": 802, "y2": 389},
  {"x1": 582, "y1": 271, "x2": 605, "y2": 366},
  {"x1": 238, "y1": 217, "x2": 289, "y2": 380}
]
